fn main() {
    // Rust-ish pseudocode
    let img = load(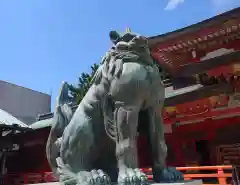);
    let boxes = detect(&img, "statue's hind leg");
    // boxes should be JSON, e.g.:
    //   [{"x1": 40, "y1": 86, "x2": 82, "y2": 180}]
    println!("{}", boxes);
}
[
  {"x1": 114, "y1": 102, "x2": 148, "y2": 185},
  {"x1": 58, "y1": 116, "x2": 111, "y2": 185}
]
